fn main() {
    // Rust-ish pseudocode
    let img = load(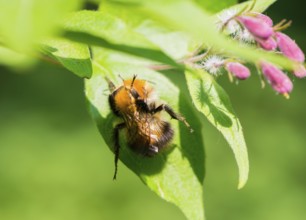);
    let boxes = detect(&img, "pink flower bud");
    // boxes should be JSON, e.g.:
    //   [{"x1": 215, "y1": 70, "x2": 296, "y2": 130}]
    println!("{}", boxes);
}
[
  {"x1": 261, "y1": 62, "x2": 293, "y2": 94},
  {"x1": 225, "y1": 62, "x2": 250, "y2": 80},
  {"x1": 251, "y1": 12, "x2": 273, "y2": 26},
  {"x1": 257, "y1": 37, "x2": 277, "y2": 51},
  {"x1": 293, "y1": 64, "x2": 306, "y2": 78},
  {"x1": 275, "y1": 32, "x2": 305, "y2": 62},
  {"x1": 237, "y1": 15, "x2": 274, "y2": 39}
]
